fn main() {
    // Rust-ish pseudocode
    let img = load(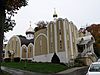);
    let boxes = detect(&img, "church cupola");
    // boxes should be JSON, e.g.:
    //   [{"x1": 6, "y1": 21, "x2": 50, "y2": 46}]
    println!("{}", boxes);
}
[
  {"x1": 26, "y1": 22, "x2": 34, "y2": 40},
  {"x1": 53, "y1": 8, "x2": 58, "y2": 21}
]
